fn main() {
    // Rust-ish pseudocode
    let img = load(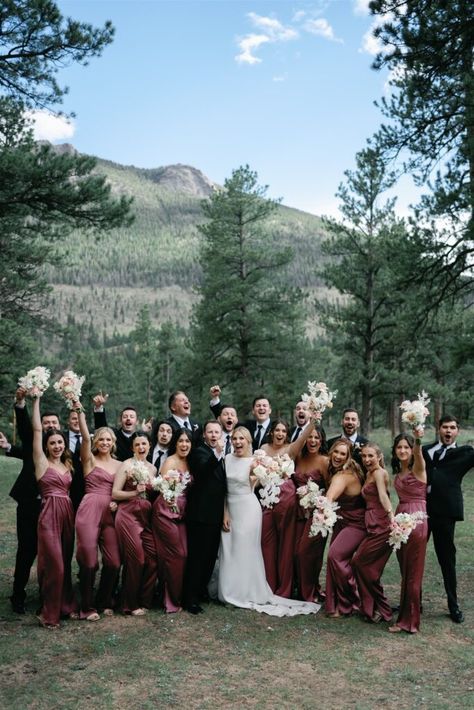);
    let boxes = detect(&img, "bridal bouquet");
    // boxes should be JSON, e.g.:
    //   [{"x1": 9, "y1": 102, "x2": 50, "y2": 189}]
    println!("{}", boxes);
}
[
  {"x1": 399, "y1": 391, "x2": 430, "y2": 431},
  {"x1": 308, "y1": 496, "x2": 340, "y2": 538},
  {"x1": 251, "y1": 450, "x2": 288, "y2": 509},
  {"x1": 18, "y1": 366, "x2": 50, "y2": 398},
  {"x1": 152, "y1": 469, "x2": 191, "y2": 512},
  {"x1": 53, "y1": 370, "x2": 85, "y2": 409},
  {"x1": 126, "y1": 459, "x2": 151, "y2": 499},
  {"x1": 297, "y1": 480, "x2": 325, "y2": 518},
  {"x1": 301, "y1": 381, "x2": 337, "y2": 419},
  {"x1": 388, "y1": 511, "x2": 428, "y2": 550}
]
